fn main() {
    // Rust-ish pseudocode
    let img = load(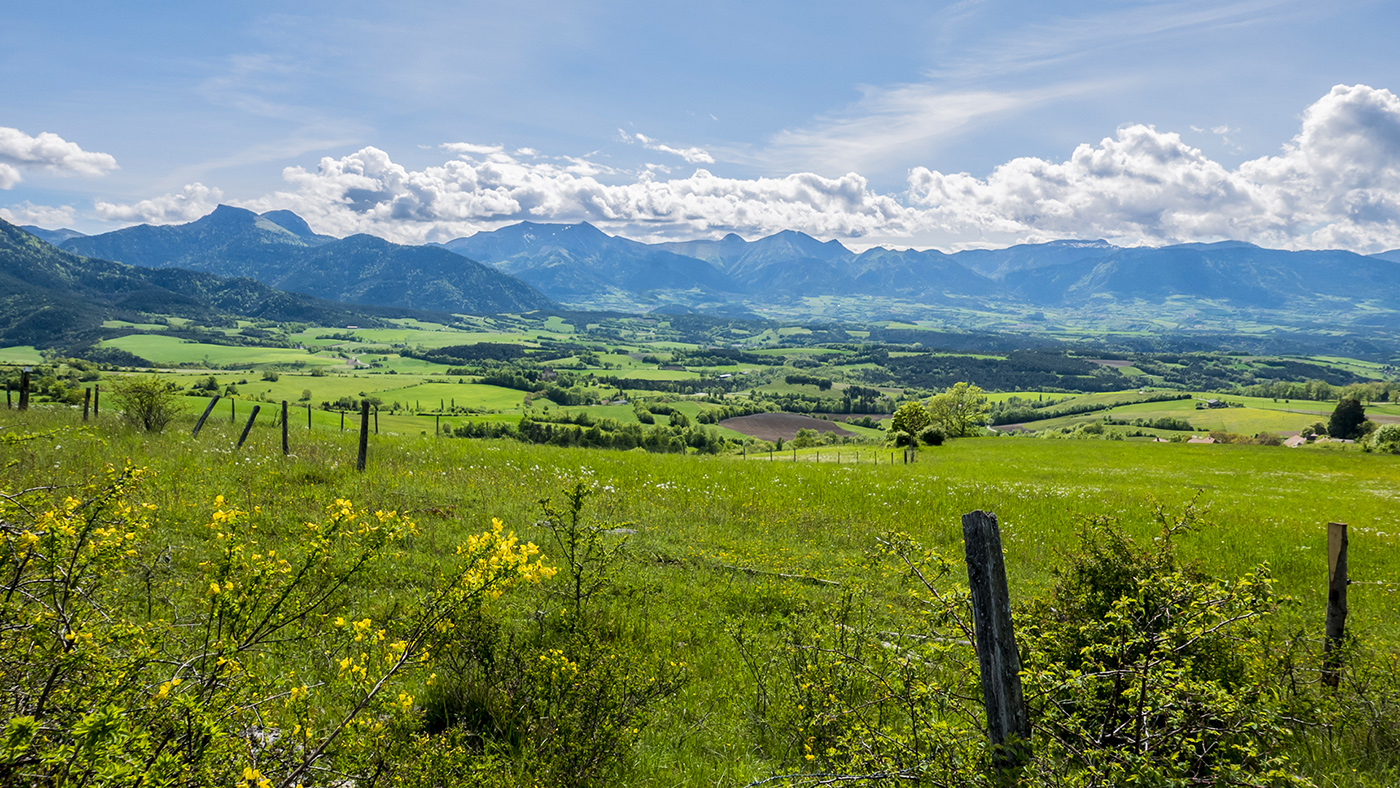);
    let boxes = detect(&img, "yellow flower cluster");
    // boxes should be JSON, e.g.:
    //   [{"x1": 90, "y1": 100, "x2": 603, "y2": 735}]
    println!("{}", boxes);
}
[
  {"x1": 237, "y1": 766, "x2": 271, "y2": 788},
  {"x1": 455, "y1": 518, "x2": 558, "y2": 600}
]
